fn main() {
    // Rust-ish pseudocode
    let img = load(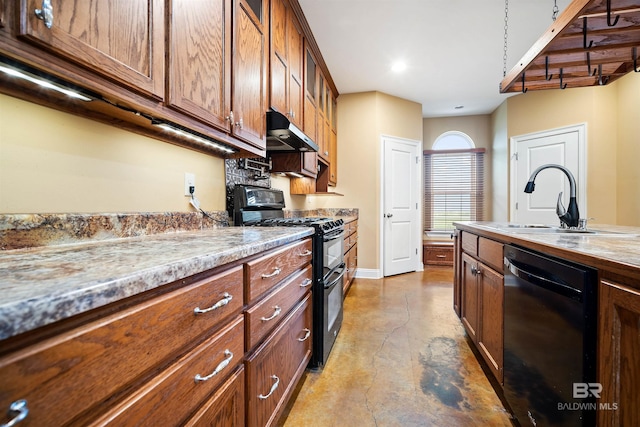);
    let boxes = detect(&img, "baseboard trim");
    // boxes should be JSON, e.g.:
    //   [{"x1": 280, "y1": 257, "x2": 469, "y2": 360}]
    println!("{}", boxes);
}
[{"x1": 353, "y1": 268, "x2": 382, "y2": 280}]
